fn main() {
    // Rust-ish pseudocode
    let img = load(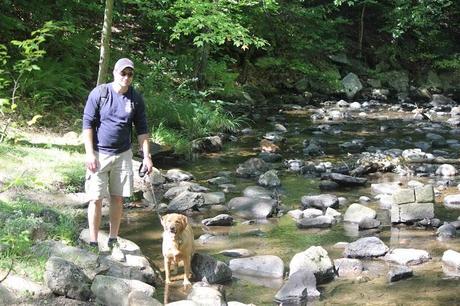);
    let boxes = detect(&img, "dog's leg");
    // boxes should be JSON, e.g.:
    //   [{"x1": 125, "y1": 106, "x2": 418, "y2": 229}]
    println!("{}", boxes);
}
[
  {"x1": 164, "y1": 257, "x2": 171, "y2": 284},
  {"x1": 183, "y1": 256, "x2": 192, "y2": 288}
]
